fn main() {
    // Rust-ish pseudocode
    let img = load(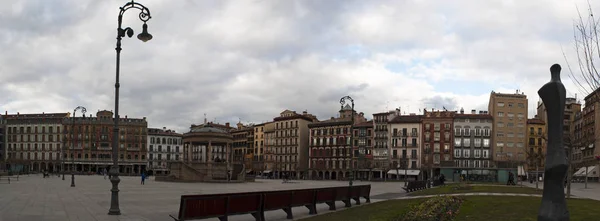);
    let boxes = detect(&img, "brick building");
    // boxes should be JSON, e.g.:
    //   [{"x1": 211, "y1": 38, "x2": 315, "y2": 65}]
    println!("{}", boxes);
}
[
  {"x1": 421, "y1": 109, "x2": 455, "y2": 180},
  {"x1": 63, "y1": 110, "x2": 148, "y2": 175}
]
